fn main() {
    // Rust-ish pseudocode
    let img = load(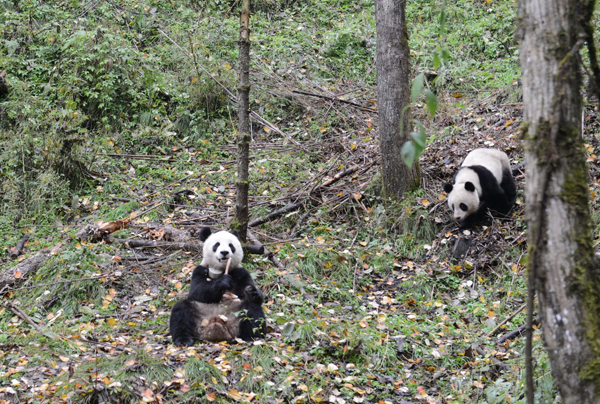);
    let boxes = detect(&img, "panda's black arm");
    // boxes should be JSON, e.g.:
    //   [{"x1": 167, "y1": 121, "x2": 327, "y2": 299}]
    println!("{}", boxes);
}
[
  {"x1": 187, "y1": 265, "x2": 232, "y2": 303},
  {"x1": 229, "y1": 267, "x2": 264, "y2": 304}
]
